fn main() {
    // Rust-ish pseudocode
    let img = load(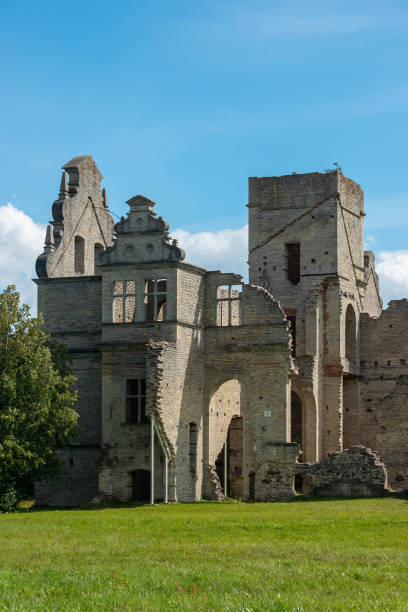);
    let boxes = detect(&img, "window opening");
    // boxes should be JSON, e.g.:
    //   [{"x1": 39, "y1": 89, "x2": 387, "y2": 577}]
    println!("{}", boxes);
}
[
  {"x1": 74, "y1": 236, "x2": 85, "y2": 274},
  {"x1": 126, "y1": 379, "x2": 147, "y2": 424},
  {"x1": 345, "y1": 304, "x2": 357, "y2": 361},
  {"x1": 144, "y1": 279, "x2": 167, "y2": 321},
  {"x1": 189, "y1": 423, "x2": 198, "y2": 476},
  {"x1": 286, "y1": 243, "x2": 300, "y2": 284},
  {"x1": 216, "y1": 284, "x2": 242, "y2": 326},
  {"x1": 94, "y1": 243, "x2": 104, "y2": 275},
  {"x1": 291, "y1": 391, "x2": 303, "y2": 459},
  {"x1": 287, "y1": 315, "x2": 296, "y2": 357},
  {"x1": 113, "y1": 280, "x2": 136, "y2": 323}
]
